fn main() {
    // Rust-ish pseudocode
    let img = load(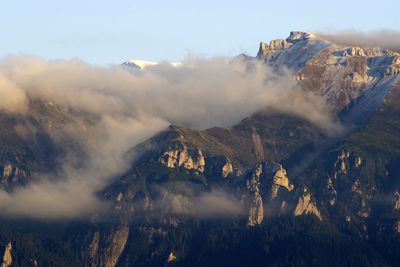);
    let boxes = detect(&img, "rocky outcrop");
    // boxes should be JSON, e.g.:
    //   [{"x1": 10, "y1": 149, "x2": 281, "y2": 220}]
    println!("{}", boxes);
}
[
  {"x1": 343, "y1": 47, "x2": 365, "y2": 57},
  {"x1": 351, "y1": 179, "x2": 363, "y2": 194},
  {"x1": 246, "y1": 161, "x2": 295, "y2": 226},
  {"x1": 265, "y1": 161, "x2": 294, "y2": 200},
  {"x1": 258, "y1": 39, "x2": 293, "y2": 58},
  {"x1": 160, "y1": 145, "x2": 205, "y2": 172},
  {"x1": 167, "y1": 252, "x2": 177, "y2": 263},
  {"x1": 333, "y1": 151, "x2": 350, "y2": 179},
  {"x1": 0, "y1": 163, "x2": 27, "y2": 190},
  {"x1": 83, "y1": 225, "x2": 129, "y2": 267},
  {"x1": 221, "y1": 160, "x2": 233, "y2": 178},
  {"x1": 294, "y1": 189, "x2": 322, "y2": 220},
  {"x1": 394, "y1": 191, "x2": 400, "y2": 211},
  {"x1": 355, "y1": 157, "x2": 362, "y2": 168},
  {"x1": 1, "y1": 242, "x2": 12, "y2": 267},
  {"x1": 327, "y1": 178, "x2": 337, "y2": 206},
  {"x1": 246, "y1": 164, "x2": 264, "y2": 226}
]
